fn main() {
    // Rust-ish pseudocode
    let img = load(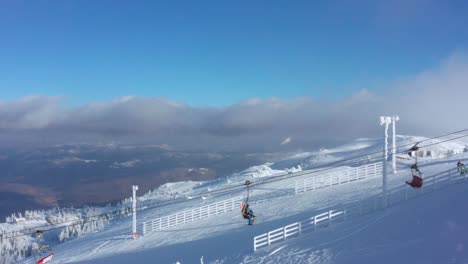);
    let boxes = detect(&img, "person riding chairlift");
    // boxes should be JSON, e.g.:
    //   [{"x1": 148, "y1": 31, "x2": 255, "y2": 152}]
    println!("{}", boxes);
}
[
  {"x1": 457, "y1": 161, "x2": 466, "y2": 175},
  {"x1": 242, "y1": 204, "x2": 255, "y2": 225},
  {"x1": 406, "y1": 164, "x2": 423, "y2": 189},
  {"x1": 406, "y1": 145, "x2": 423, "y2": 189},
  {"x1": 241, "y1": 180, "x2": 256, "y2": 225}
]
